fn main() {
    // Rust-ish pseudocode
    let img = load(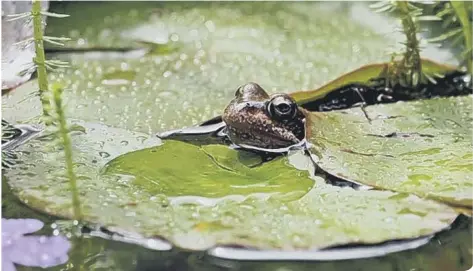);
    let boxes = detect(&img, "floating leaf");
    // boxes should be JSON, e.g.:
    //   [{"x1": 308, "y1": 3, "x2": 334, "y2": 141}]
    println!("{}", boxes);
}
[
  {"x1": 309, "y1": 95, "x2": 473, "y2": 207},
  {"x1": 290, "y1": 63, "x2": 386, "y2": 105},
  {"x1": 1, "y1": 1, "x2": 467, "y2": 258},
  {"x1": 3, "y1": 120, "x2": 457, "y2": 252},
  {"x1": 105, "y1": 141, "x2": 313, "y2": 198},
  {"x1": 15, "y1": 2, "x2": 409, "y2": 133},
  {"x1": 290, "y1": 59, "x2": 458, "y2": 106}
]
